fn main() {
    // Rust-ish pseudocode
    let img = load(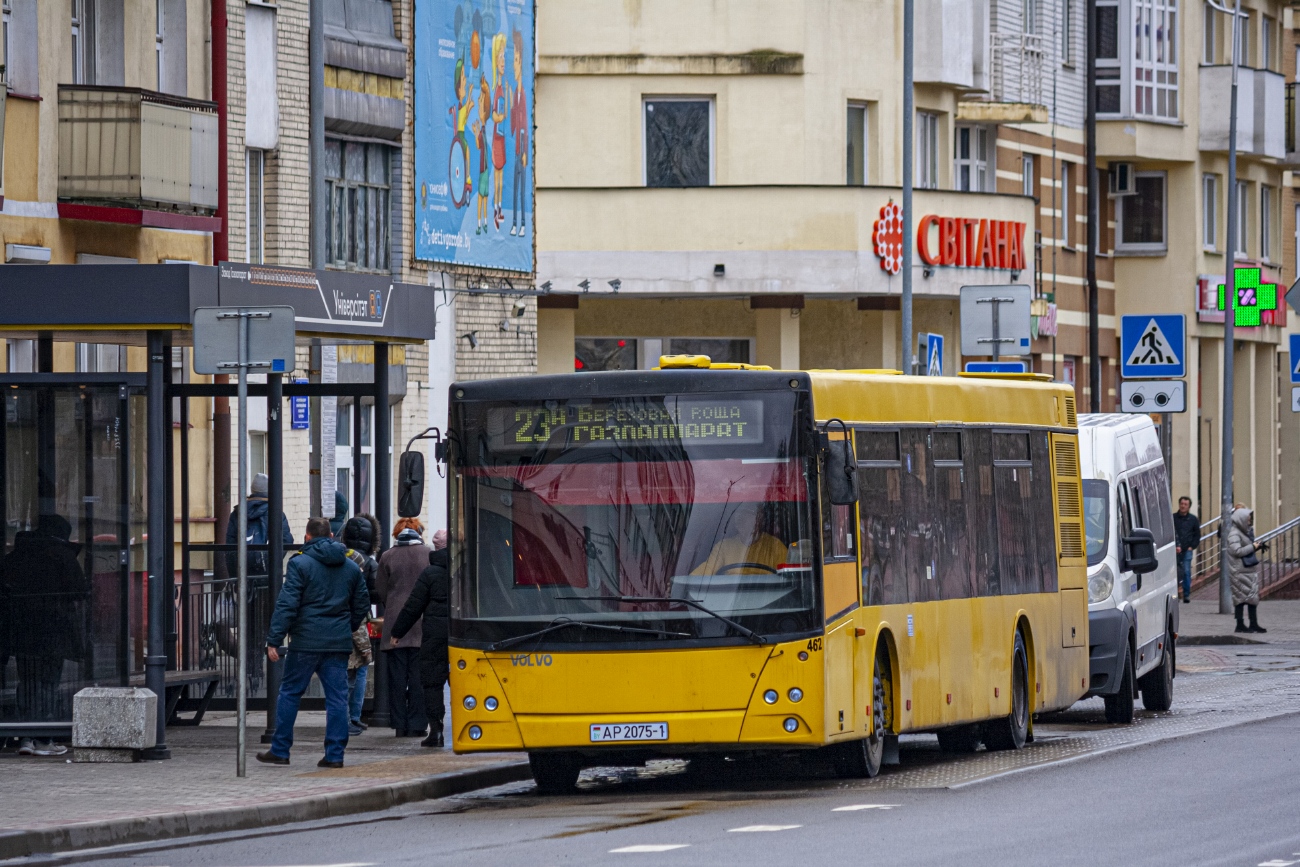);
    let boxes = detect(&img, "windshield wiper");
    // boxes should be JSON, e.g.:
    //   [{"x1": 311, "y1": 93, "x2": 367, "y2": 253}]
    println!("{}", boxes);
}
[
  {"x1": 557, "y1": 595, "x2": 767, "y2": 645},
  {"x1": 487, "y1": 618, "x2": 691, "y2": 652}
]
